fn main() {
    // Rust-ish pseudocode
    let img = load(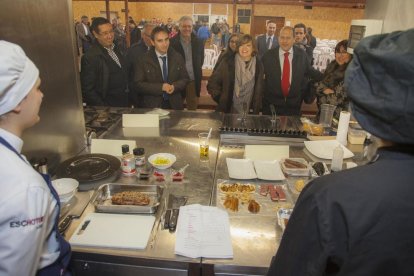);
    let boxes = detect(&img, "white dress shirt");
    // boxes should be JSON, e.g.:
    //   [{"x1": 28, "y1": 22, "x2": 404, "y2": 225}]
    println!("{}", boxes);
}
[
  {"x1": 155, "y1": 49, "x2": 168, "y2": 81},
  {"x1": 279, "y1": 47, "x2": 294, "y2": 83}
]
